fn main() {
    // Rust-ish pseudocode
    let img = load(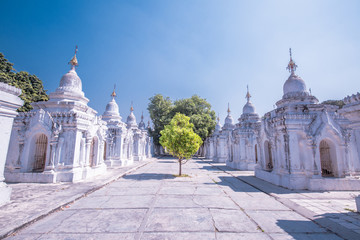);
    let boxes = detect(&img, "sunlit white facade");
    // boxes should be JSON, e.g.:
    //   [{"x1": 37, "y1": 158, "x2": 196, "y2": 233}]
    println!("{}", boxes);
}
[
  {"x1": 5, "y1": 50, "x2": 152, "y2": 183},
  {"x1": 205, "y1": 50, "x2": 360, "y2": 190}
]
